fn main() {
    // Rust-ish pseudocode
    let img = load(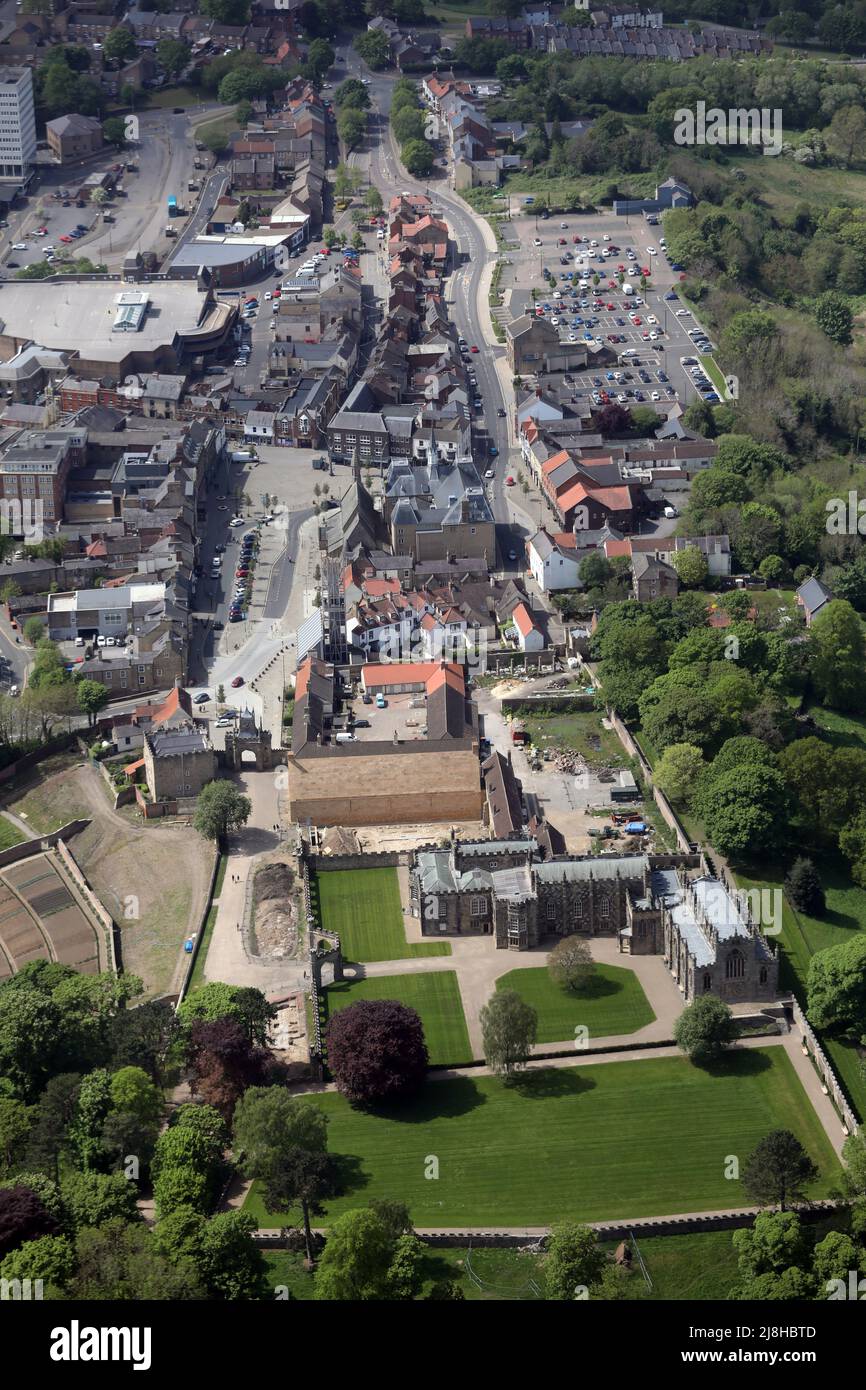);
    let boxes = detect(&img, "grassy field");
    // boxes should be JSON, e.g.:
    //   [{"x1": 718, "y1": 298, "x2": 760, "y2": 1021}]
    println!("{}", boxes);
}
[
  {"x1": 496, "y1": 963, "x2": 656, "y2": 1045},
  {"x1": 519, "y1": 709, "x2": 626, "y2": 767},
  {"x1": 312, "y1": 867, "x2": 450, "y2": 962},
  {"x1": 244, "y1": 1048, "x2": 839, "y2": 1228},
  {"x1": 735, "y1": 856, "x2": 866, "y2": 1121},
  {"x1": 324, "y1": 971, "x2": 472, "y2": 1066},
  {"x1": 4, "y1": 754, "x2": 88, "y2": 832},
  {"x1": 0, "y1": 814, "x2": 26, "y2": 851}
]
